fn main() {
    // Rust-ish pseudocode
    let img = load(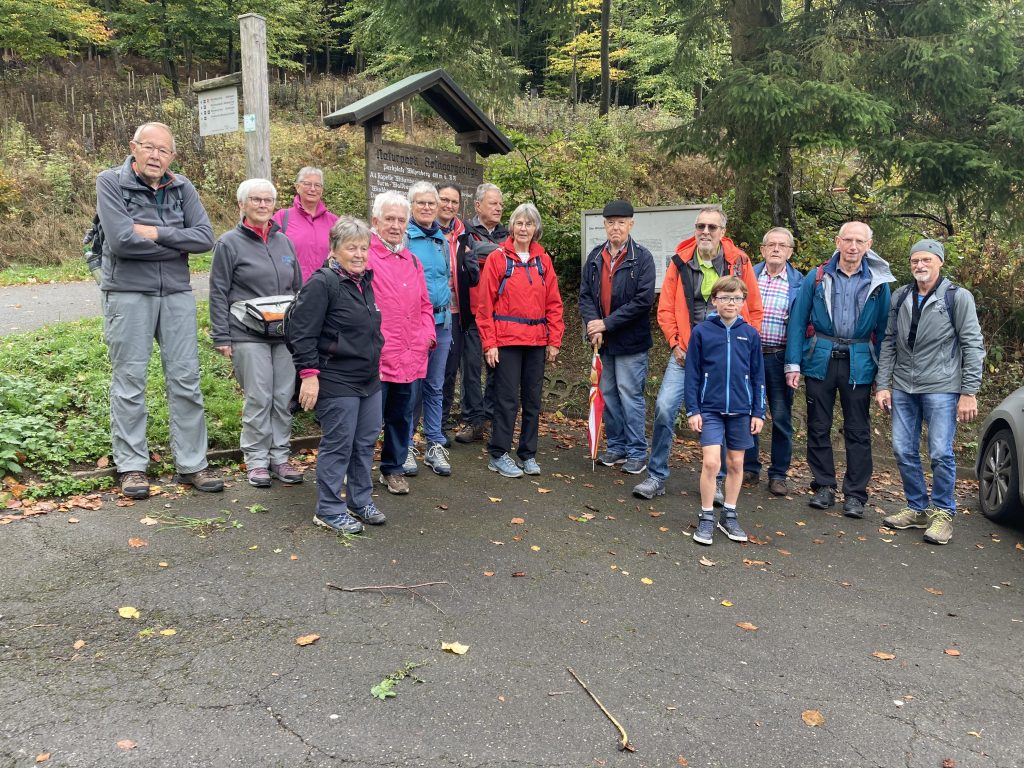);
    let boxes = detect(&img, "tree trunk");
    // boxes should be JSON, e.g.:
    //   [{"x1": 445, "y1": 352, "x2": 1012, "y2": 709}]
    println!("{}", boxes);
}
[
  {"x1": 772, "y1": 146, "x2": 798, "y2": 236},
  {"x1": 599, "y1": 0, "x2": 611, "y2": 116},
  {"x1": 103, "y1": 0, "x2": 121, "y2": 71}
]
